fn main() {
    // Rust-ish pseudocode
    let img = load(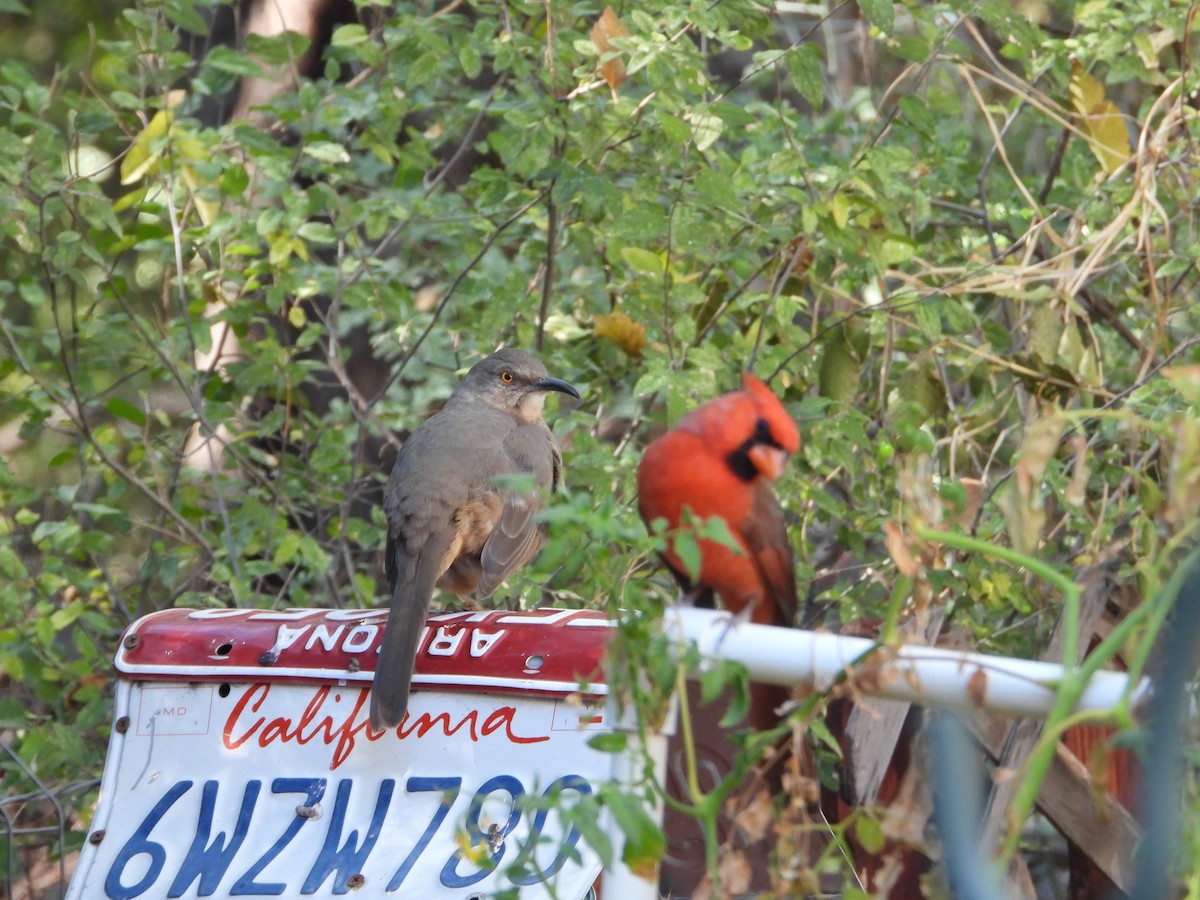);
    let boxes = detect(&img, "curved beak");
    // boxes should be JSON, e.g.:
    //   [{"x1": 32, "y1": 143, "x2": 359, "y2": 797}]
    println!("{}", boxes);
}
[{"x1": 531, "y1": 376, "x2": 581, "y2": 400}]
